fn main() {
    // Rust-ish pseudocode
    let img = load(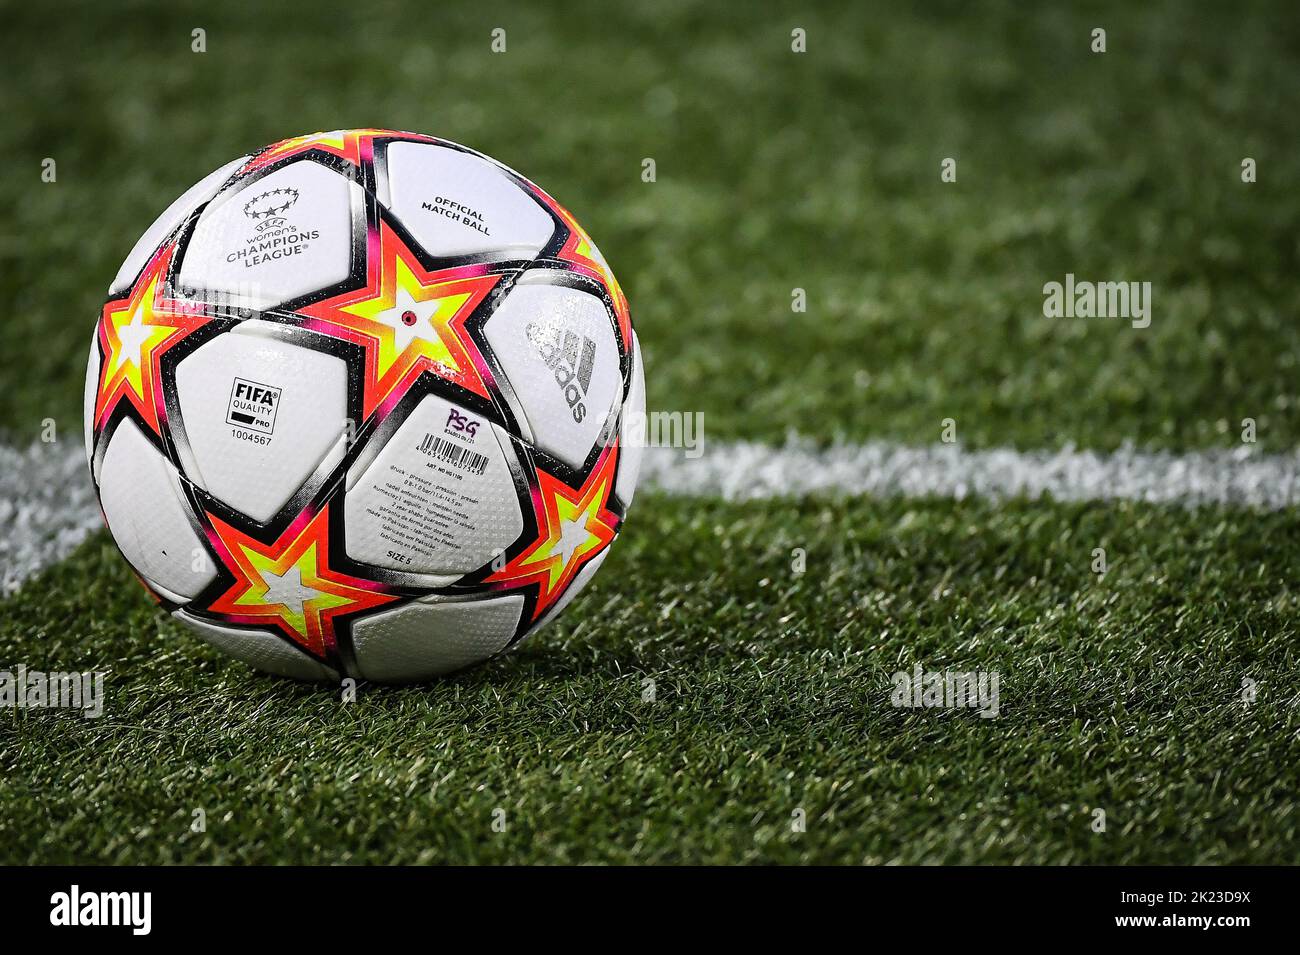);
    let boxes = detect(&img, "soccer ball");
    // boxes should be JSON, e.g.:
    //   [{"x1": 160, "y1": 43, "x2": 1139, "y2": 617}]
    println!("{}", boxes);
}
[{"x1": 85, "y1": 129, "x2": 644, "y2": 683}]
